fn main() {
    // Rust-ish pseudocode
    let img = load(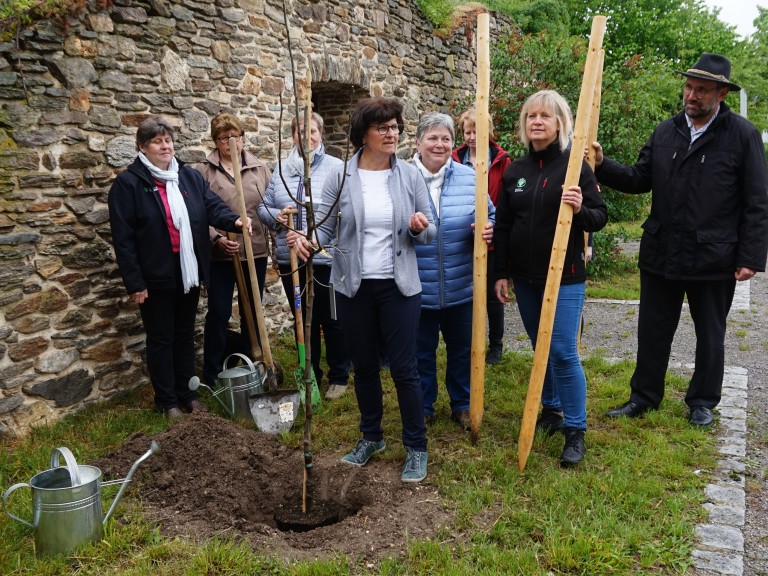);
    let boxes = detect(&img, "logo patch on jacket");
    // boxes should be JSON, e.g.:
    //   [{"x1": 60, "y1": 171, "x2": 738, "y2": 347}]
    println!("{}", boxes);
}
[{"x1": 515, "y1": 177, "x2": 526, "y2": 193}]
